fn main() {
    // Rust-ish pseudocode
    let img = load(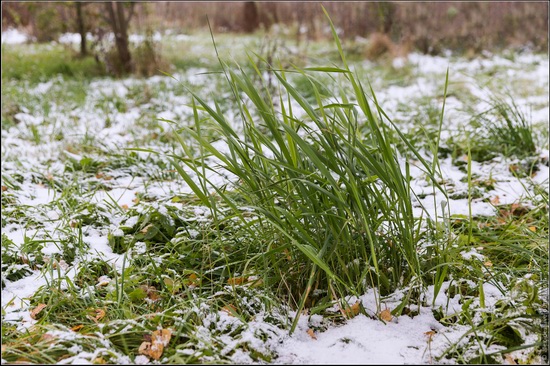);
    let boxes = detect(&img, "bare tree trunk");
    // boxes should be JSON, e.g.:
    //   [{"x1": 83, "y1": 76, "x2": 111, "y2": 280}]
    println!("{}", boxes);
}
[
  {"x1": 75, "y1": 2, "x2": 87, "y2": 56},
  {"x1": 104, "y1": 1, "x2": 134, "y2": 74}
]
